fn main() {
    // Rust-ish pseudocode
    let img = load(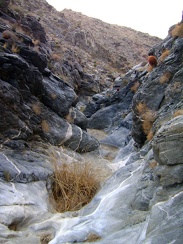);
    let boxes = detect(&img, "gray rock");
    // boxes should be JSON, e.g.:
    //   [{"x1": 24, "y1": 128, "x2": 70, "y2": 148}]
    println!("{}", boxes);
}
[
  {"x1": 145, "y1": 191, "x2": 183, "y2": 244},
  {"x1": 0, "y1": 0, "x2": 10, "y2": 12},
  {"x1": 155, "y1": 164, "x2": 183, "y2": 187},
  {"x1": 4, "y1": 53, "x2": 29, "y2": 69},
  {"x1": 41, "y1": 76, "x2": 77, "y2": 117},
  {"x1": 0, "y1": 150, "x2": 53, "y2": 183},
  {"x1": 153, "y1": 116, "x2": 183, "y2": 165},
  {"x1": 65, "y1": 107, "x2": 88, "y2": 130},
  {"x1": 100, "y1": 126, "x2": 130, "y2": 148}
]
